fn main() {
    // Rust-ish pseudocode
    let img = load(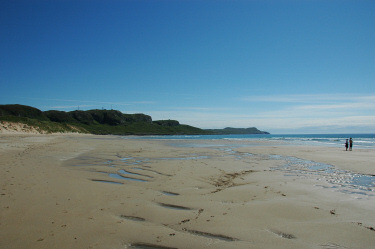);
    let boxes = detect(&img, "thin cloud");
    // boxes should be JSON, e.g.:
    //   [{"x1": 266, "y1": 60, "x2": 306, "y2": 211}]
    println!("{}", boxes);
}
[
  {"x1": 296, "y1": 102, "x2": 375, "y2": 111},
  {"x1": 17, "y1": 97, "x2": 156, "y2": 110},
  {"x1": 47, "y1": 105, "x2": 95, "y2": 110},
  {"x1": 168, "y1": 106, "x2": 233, "y2": 112},
  {"x1": 18, "y1": 96, "x2": 156, "y2": 105},
  {"x1": 239, "y1": 93, "x2": 375, "y2": 121},
  {"x1": 241, "y1": 93, "x2": 375, "y2": 103}
]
